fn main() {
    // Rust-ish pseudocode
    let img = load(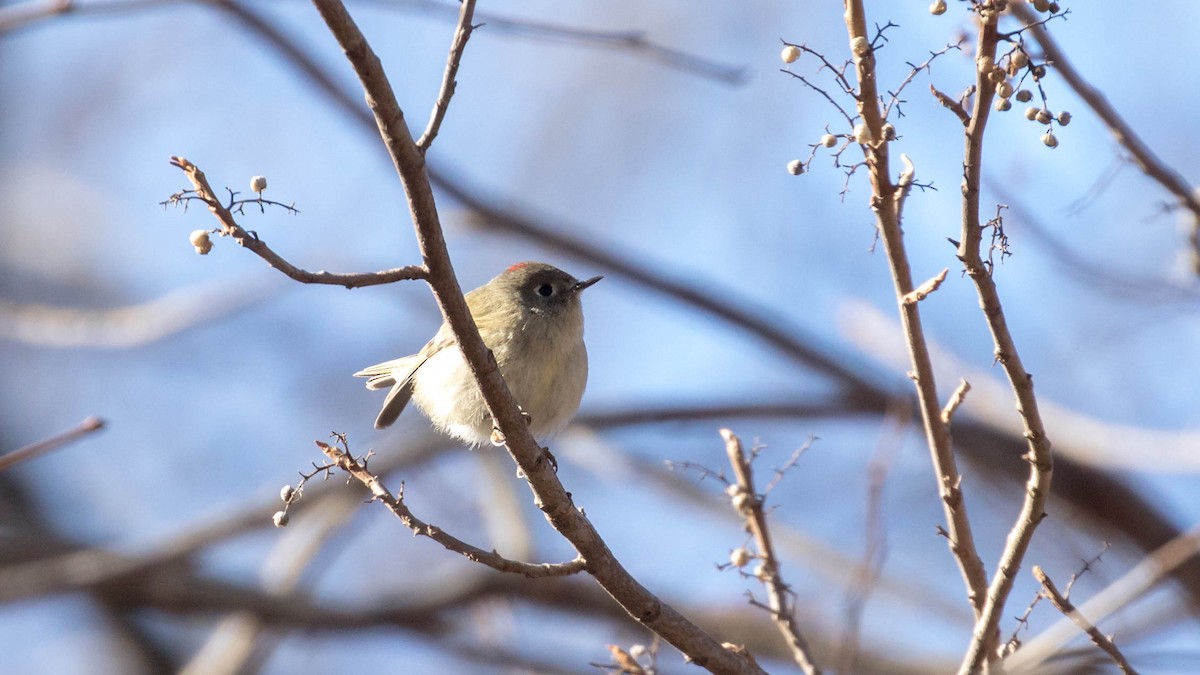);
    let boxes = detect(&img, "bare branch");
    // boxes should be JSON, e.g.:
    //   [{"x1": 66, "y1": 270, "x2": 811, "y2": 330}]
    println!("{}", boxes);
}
[
  {"x1": 315, "y1": 438, "x2": 586, "y2": 578},
  {"x1": 417, "y1": 0, "x2": 476, "y2": 151},
  {"x1": 722, "y1": 430, "x2": 821, "y2": 675},
  {"x1": 1032, "y1": 566, "x2": 1139, "y2": 675},
  {"x1": 930, "y1": 83, "x2": 970, "y2": 126},
  {"x1": 0, "y1": 416, "x2": 104, "y2": 472},
  {"x1": 1007, "y1": 527, "x2": 1200, "y2": 672},
  {"x1": 901, "y1": 268, "x2": 948, "y2": 305},
  {"x1": 842, "y1": 0, "x2": 989, "y2": 617},
  {"x1": 955, "y1": 7, "x2": 1055, "y2": 672},
  {"x1": 939, "y1": 379, "x2": 971, "y2": 426},
  {"x1": 167, "y1": 157, "x2": 427, "y2": 288},
  {"x1": 309, "y1": 2, "x2": 765, "y2": 670}
]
